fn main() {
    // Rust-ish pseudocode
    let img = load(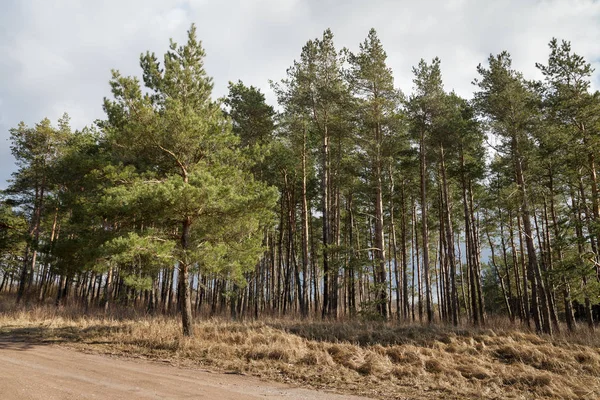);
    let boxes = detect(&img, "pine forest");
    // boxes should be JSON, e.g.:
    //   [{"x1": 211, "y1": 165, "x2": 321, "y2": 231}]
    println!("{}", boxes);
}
[{"x1": 3, "y1": 25, "x2": 600, "y2": 343}]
